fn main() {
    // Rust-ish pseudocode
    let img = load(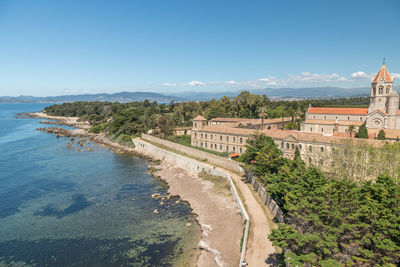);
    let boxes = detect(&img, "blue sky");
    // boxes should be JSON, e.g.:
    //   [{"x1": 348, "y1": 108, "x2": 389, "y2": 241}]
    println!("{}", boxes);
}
[{"x1": 0, "y1": 0, "x2": 399, "y2": 97}]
